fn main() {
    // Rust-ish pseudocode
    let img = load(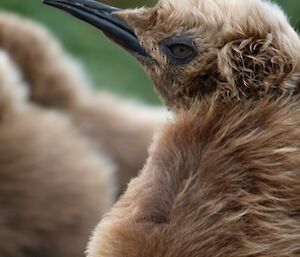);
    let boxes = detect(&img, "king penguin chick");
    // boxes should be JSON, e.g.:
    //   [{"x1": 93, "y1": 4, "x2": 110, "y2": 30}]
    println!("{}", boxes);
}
[
  {"x1": 0, "y1": 50, "x2": 115, "y2": 257},
  {"x1": 45, "y1": 0, "x2": 300, "y2": 256},
  {"x1": 0, "y1": 12, "x2": 167, "y2": 192}
]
